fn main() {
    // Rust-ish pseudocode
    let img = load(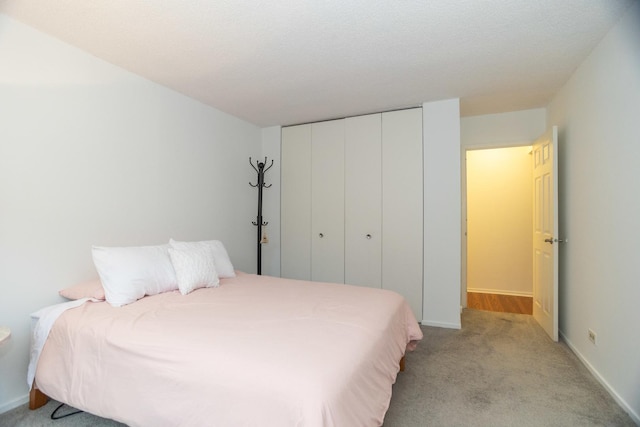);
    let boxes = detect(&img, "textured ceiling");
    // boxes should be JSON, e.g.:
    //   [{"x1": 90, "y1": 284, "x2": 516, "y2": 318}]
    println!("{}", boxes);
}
[{"x1": 0, "y1": 0, "x2": 634, "y2": 126}]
